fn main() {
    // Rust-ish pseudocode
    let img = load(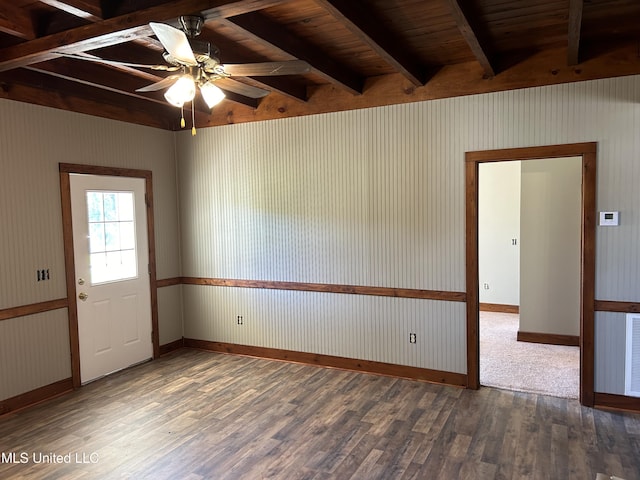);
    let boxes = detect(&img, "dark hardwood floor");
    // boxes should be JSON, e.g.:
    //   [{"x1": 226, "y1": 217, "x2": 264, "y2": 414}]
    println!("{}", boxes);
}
[{"x1": 1, "y1": 348, "x2": 639, "y2": 479}]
